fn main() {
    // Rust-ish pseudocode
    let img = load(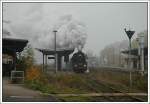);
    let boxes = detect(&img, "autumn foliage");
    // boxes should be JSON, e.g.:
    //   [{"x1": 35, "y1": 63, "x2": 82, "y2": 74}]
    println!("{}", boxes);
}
[
  {"x1": 25, "y1": 66, "x2": 48, "y2": 84},
  {"x1": 26, "y1": 66, "x2": 41, "y2": 80}
]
